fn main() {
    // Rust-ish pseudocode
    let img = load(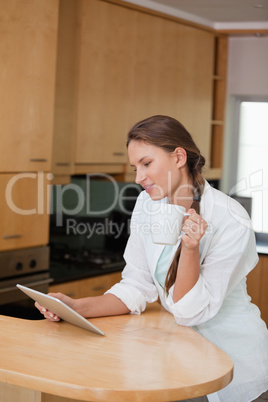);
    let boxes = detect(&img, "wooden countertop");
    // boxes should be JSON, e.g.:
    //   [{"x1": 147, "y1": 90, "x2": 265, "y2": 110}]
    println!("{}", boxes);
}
[{"x1": 0, "y1": 303, "x2": 233, "y2": 402}]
